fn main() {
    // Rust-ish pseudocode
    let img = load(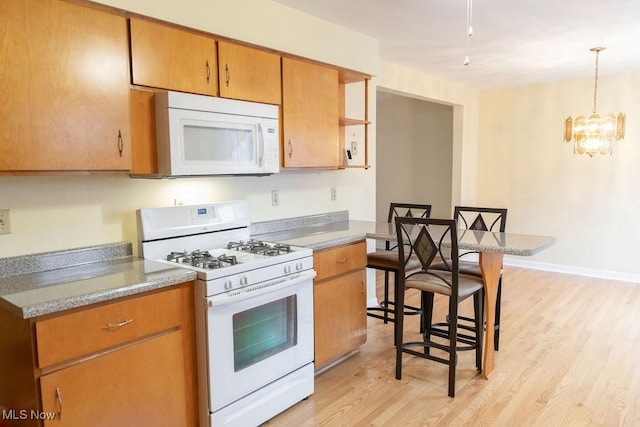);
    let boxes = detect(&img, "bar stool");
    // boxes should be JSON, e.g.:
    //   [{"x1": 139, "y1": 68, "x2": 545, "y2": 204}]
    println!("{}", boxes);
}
[
  {"x1": 394, "y1": 216, "x2": 484, "y2": 397},
  {"x1": 366, "y1": 203, "x2": 432, "y2": 327},
  {"x1": 432, "y1": 206, "x2": 507, "y2": 351}
]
